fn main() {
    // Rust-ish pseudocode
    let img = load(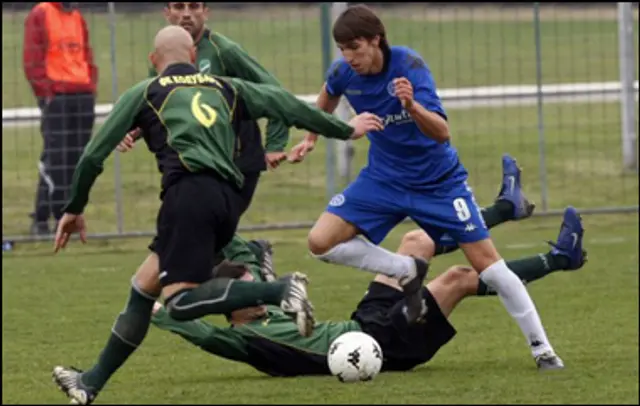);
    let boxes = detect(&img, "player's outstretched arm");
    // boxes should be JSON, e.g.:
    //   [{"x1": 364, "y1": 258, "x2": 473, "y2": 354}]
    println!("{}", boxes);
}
[
  {"x1": 63, "y1": 81, "x2": 148, "y2": 215},
  {"x1": 304, "y1": 83, "x2": 342, "y2": 142},
  {"x1": 229, "y1": 78, "x2": 380, "y2": 141},
  {"x1": 151, "y1": 304, "x2": 252, "y2": 363}
]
